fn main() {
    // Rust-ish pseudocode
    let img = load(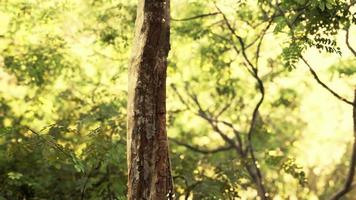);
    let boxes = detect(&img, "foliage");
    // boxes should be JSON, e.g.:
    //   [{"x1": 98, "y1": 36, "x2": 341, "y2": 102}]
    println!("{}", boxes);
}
[
  {"x1": 260, "y1": 0, "x2": 355, "y2": 68},
  {"x1": 0, "y1": 0, "x2": 355, "y2": 199}
]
